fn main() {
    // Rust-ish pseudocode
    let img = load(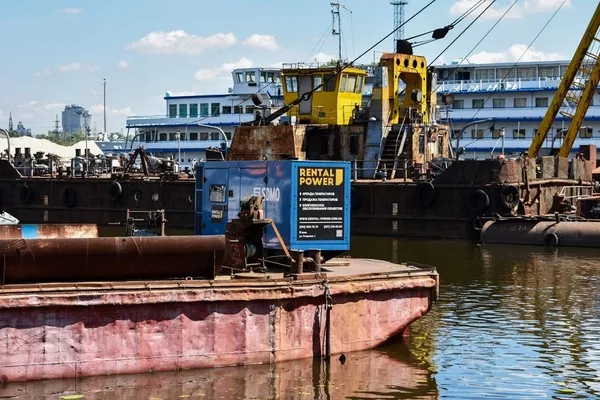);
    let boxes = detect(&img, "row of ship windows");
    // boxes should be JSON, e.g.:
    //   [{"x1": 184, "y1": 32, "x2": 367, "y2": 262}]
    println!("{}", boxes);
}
[
  {"x1": 168, "y1": 104, "x2": 259, "y2": 118},
  {"x1": 452, "y1": 97, "x2": 550, "y2": 109},
  {"x1": 454, "y1": 127, "x2": 595, "y2": 139},
  {"x1": 441, "y1": 65, "x2": 572, "y2": 81},
  {"x1": 234, "y1": 71, "x2": 281, "y2": 84},
  {"x1": 284, "y1": 73, "x2": 364, "y2": 94},
  {"x1": 137, "y1": 132, "x2": 233, "y2": 142}
]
